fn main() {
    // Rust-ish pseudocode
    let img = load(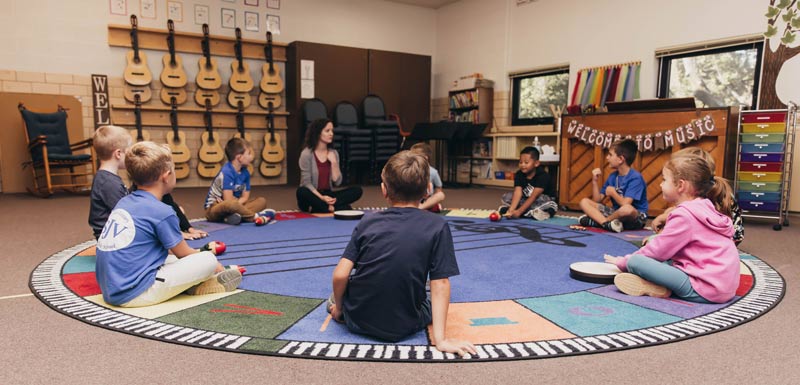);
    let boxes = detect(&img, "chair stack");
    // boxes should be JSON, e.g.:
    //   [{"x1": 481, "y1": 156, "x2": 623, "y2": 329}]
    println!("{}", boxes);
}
[
  {"x1": 362, "y1": 95, "x2": 400, "y2": 182},
  {"x1": 333, "y1": 102, "x2": 373, "y2": 184}
]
